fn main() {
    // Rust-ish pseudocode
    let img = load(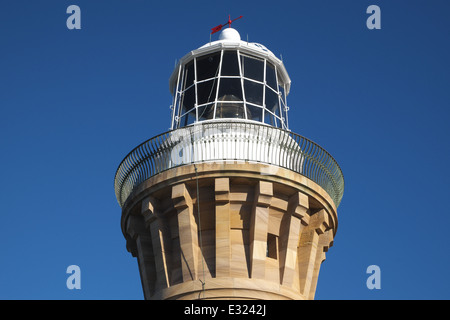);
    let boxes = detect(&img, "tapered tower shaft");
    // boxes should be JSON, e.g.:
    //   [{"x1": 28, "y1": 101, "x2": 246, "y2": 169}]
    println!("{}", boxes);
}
[{"x1": 122, "y1": 162, "x2": 337, "y2": 300}]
